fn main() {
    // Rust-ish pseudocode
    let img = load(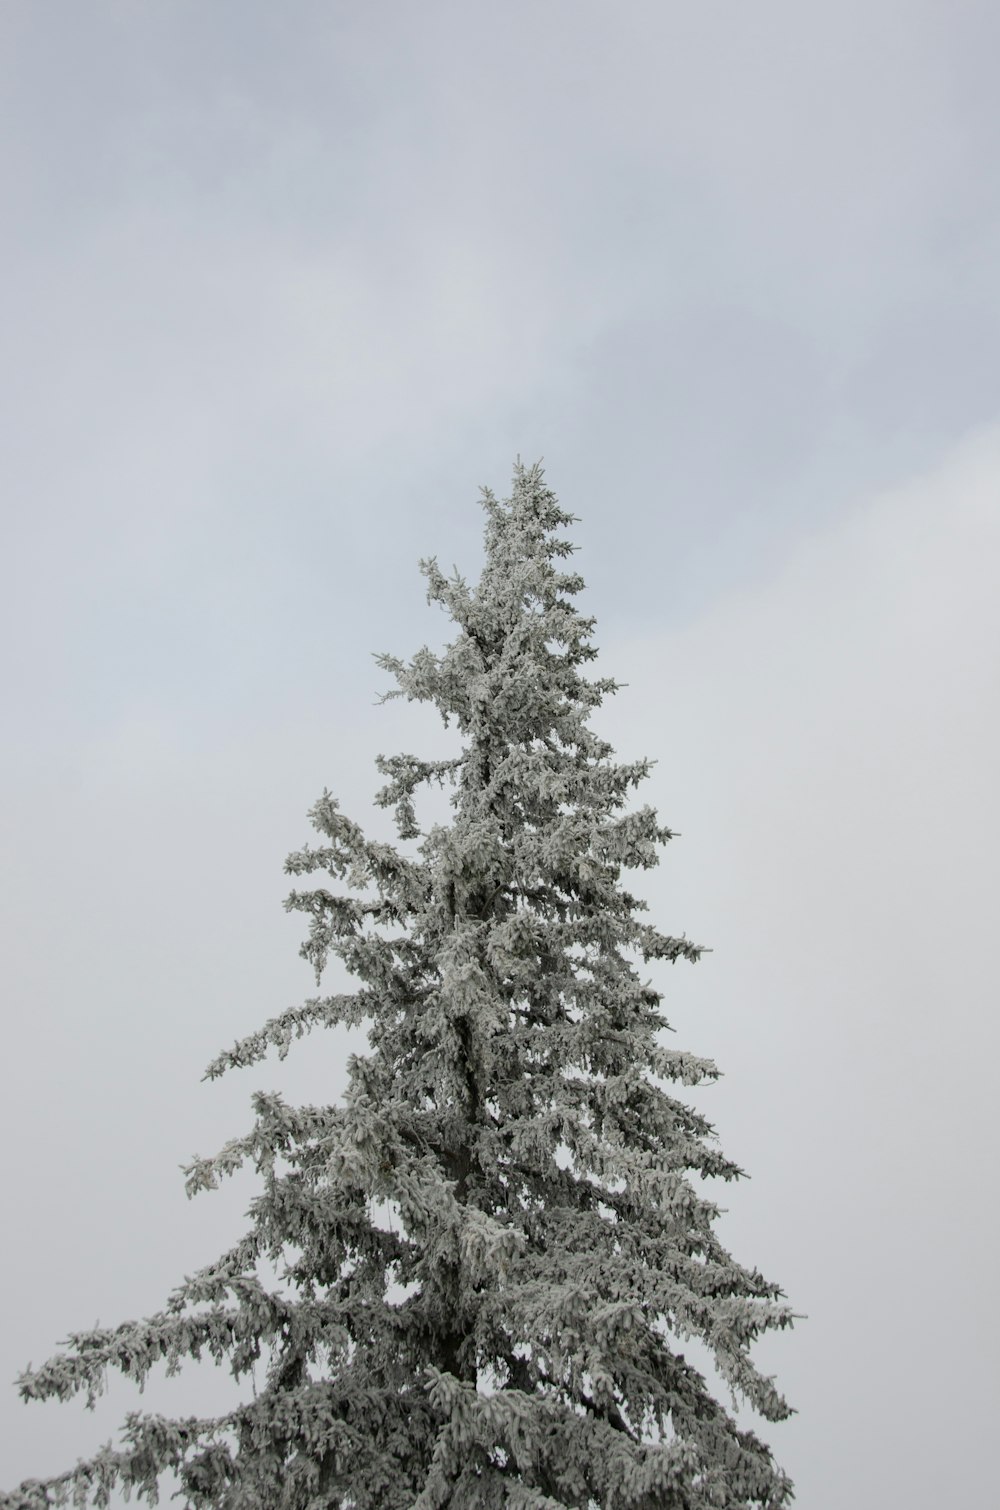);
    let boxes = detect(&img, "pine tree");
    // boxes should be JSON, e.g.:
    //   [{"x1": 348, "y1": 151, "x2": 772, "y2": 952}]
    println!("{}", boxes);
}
[{"x1": 2, "y1": 462, "x2": 801, "y2": 1509}]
